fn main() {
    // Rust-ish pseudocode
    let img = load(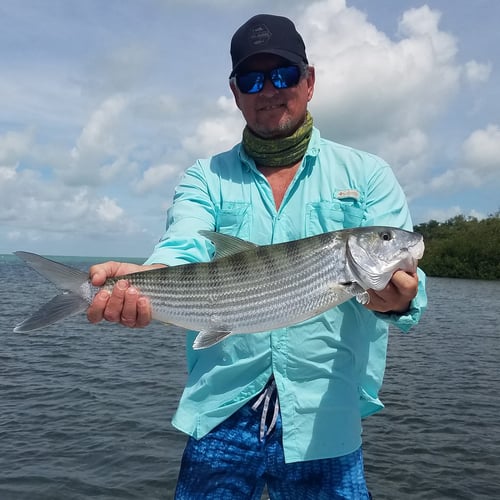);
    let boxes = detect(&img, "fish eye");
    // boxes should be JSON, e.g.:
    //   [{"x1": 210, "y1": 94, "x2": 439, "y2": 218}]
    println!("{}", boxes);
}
[{"x1": 379, "y1": 231, "x2": 392, "y2": 241}]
